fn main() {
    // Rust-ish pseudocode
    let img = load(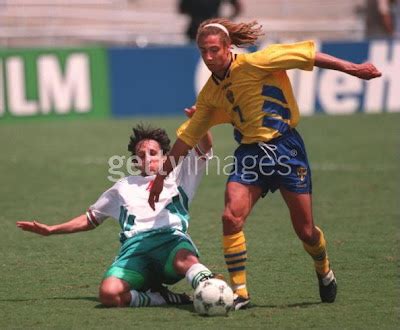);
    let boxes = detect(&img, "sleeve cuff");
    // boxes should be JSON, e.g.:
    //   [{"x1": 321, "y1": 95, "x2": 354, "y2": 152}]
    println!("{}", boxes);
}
[
  {"x1": 86, "y1": 209, "x2": 100, "y2": 228},
  {"x1": 307, "y1": 40, "x2": 316, "y2": 71}
]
